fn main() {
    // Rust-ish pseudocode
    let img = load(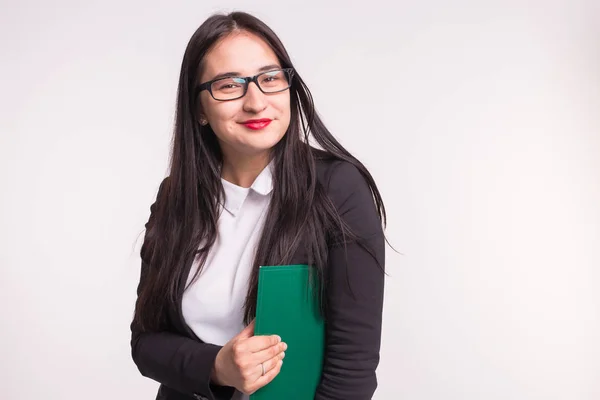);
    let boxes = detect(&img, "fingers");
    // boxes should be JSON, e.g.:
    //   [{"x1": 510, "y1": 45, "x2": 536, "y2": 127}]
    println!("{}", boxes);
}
[
  {"x1": 247, "y1": 358, "x2": 283, "y2": 394},
  {"x1": 252, "y1": 340, "x2": 287, "y2": 364},
  {"x1": 260, "y1": 350, "x2": 286, "y2": 376},
  {"x1": 245, "y1": 334, "x2": 282, "y2": 353}
]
